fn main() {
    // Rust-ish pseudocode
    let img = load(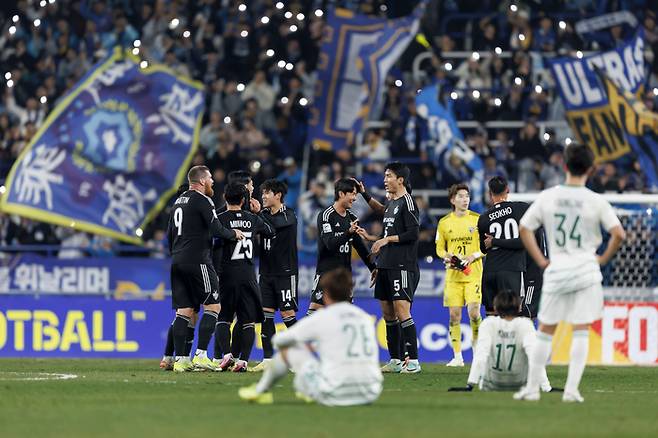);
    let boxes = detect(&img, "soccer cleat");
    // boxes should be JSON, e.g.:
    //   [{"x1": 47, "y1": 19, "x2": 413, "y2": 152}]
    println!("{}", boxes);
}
[
  {"x1": 160, "y1": 356, "x2": 174, "y2": 371},
  {"x1": 381, "y1": 359, "x2": 403, "y2": 373},
  {"x1": 513, "y1": 386, "x2": 540, "y2": 401},
  {"x1": 173, "y1": 357, "x2": 194, "y2": 373},
  {"x1": 295, "y1": 392, "x2": 315, "y2": 403},
  {"x1": 192, "y1": 354, "x2": 220, "y2": 371},
  {"x1": 446, "y1": 357, "x2": 465, "y2": 367},
  {"x1": 400, "y1": 360, "x2": 421, "y2": 374},
  {"x1": 232, "y1": 360, "x2": 248, "y2": 373},
  {"x1": 250, "y1": 359, "x2": 271, "y2": 373},
  {"x1": 218, "y1": 354, "x2": 235, "y2": 372},
  {"x1": 238, "y1": 384, "x2": 273, "y2": 404},
  {"x1": 562, "y1": 391, "x2": 584, "y2": 403}
]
